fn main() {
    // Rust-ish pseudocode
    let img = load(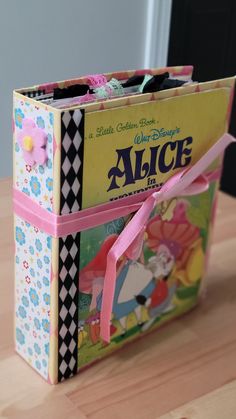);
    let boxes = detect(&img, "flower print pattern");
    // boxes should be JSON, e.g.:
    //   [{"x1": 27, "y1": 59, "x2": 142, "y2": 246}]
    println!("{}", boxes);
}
[
  {"x1": 25, "y1": 276, "x2": 31, "y2": 284},
  {"x1": 15, "y1": 108, "x2": 24, "y2": 128},
  {"x1": 16, "y1": 227, "x2": 26, "y2": 245},
  {"x1": 37, "y1": 280, "x2": 42, "y2": 289},
  {"x1": 44, "y1": 256, "x2": 50, "y2": 265},
  {"x1": 22, "y1": 296, "x2": 29, "y2": 307},
  {"x1": 14, "y1": 98, "x2": 54, "y2": 379},
  {"x1": 17, "y1": 118, "x2": 47, "y2": 166},
  {"x1": 46, "y1": 159, "x2": 52, "y2": 169},
  {"x1": 28, "y1": 347, "x2": 33, "y2": 356},
  {"x1": 35, "y1": 239, "x2": 42, "y2": 252},
  {"x1": 18, "y1": 305, "x2": 27, "y2": 319},
  {"x1": 37, "y1": 259, "x2": 43, "y2": 269},
  {"x1": 22, "y1": 187, "x2": 30, "y2": 196},
  {"x1": 42, "y1": 319, "x2": 50, "y2": 333},
  {"x1": 45, "y1": 343, "x2": 49, "y2": 356},
  {"x1": 36, "y1": 116, "x2": 45, "y2": 129},
  {"x1": 43, "y1": 293, "x2": 50, "y2": 305},
  {"x1": 34, "y1": 317, "x2": 41, "y2": 330},
  {"x1": 34, "y1": 342, "x2": 41, "y2": 355},
  {"x1": 46, "y1": 177, "x2": 53, "y2": 192},
  {"x1": 16, "y1": 328, "x2": 25, "y2": 345},
  {"x1": 29, "y1": 288, "x2": 39, "y2": 306},
  {"x1": 49, "y1": 113, "x2": 54, "y2": 125},
  {"x1": 35, "y1": 360, "x2": 41, "y2": 370},
  {"x1": 39, "y1": 165, "x2": 44, "y2": 174},
  {"x1": 47, "y1": 236, "x2": 52, "y2": 250},
  {"x1": 14, "y1": 97, "x2": 54, "y2": 212},
  {"x1": 30, "y1": 176, "x2": 41, "y2": 197},
  {"x1": 43, "y1": 276, "x2": 49, "y2": 286},
  {"x1": 15, "y1": 216, "x2": 51, "y2": 380},
  {"x1": 29, "y1": 245, "x2": 34, "y2": 255}
]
